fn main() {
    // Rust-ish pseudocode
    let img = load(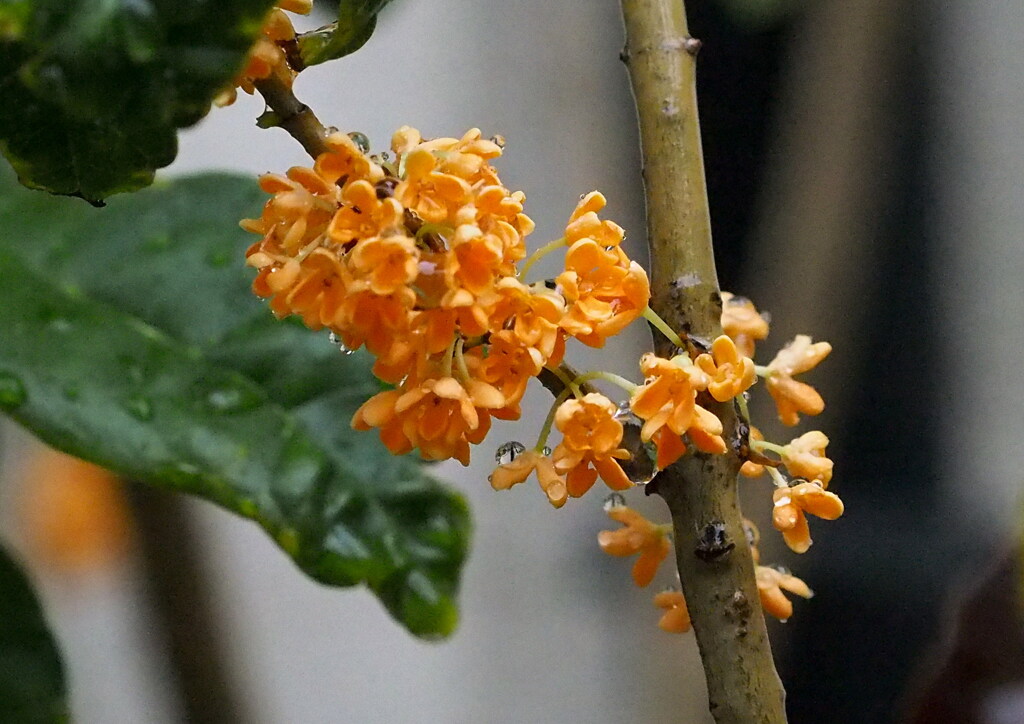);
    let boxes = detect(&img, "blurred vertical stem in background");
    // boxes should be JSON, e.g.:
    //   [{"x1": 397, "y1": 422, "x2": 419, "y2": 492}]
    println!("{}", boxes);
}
[{"x1": 619, "y1": 1, "x2": 788, "y2": 721}]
